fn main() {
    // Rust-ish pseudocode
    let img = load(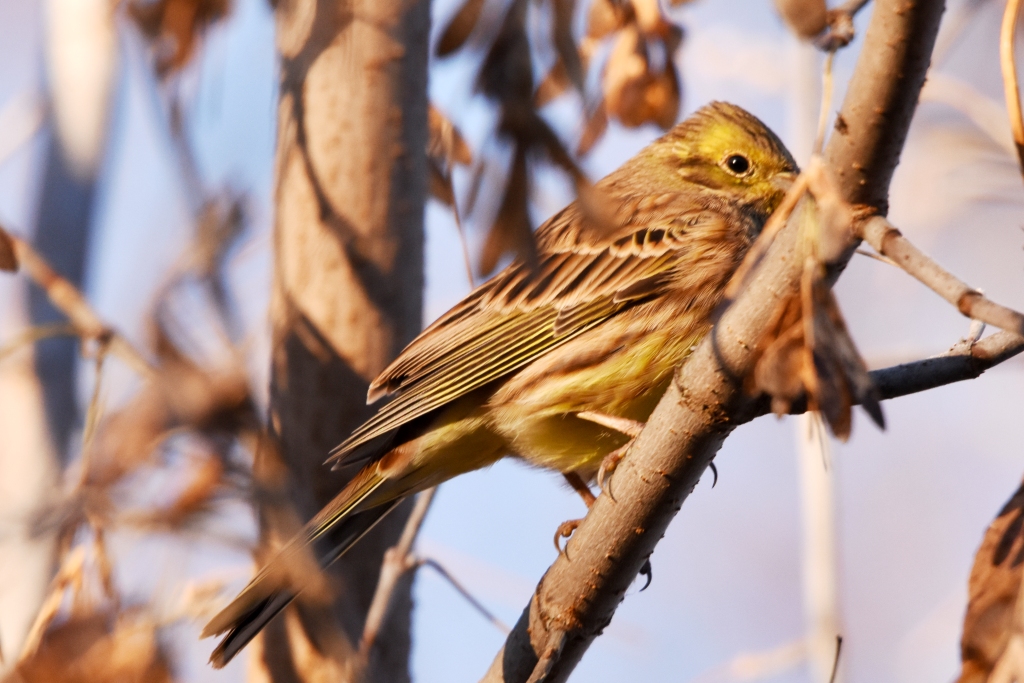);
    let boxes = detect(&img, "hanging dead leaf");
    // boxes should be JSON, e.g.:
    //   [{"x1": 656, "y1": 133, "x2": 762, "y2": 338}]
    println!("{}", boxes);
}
[
  {"x1": 536, "y1": 59, "x2": 573, "y2": 108},
  {"x1": 16, "y1": 611, "x2": 174, "y2": 683},
  {"x1": 428, "y1": 162, "x2": 456, "y2": 207},
  {"x1": 128, "y1": 0, "x2": 230, "y2": 77},
  {"x1": 752, "y1": 199, "x2": 882, "y2": 439},
  {"x1": 577, "y1": 100, "x2": 609, "y2": 155},
  {"x1": 603, "y1": 25, "x2": 681, "y2": 129},
  {"x1": 437, "y1": 0, "x2": 486, "y2": 56},
  {"x1": 0, "y1": 223, "x2": 19, "y2": 272},
  {"x1": 958, "y1": 478, "x2": 1024, "y2": 683},
  {"x1": 480, "y1": 148, "x2": 534, "y2": 275},
  {"x1": 428, "y1": 105, "x2": 472, "y2": 169},
  {"x1": 773, "y1": 0, "x2": 828, "y2": 39},
  {"x1": 552, "y1": 0, "x2": 585, "y2": 94},
  {"x1": 587, "y1": 0, "x2": 630, "y2": 41}
]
